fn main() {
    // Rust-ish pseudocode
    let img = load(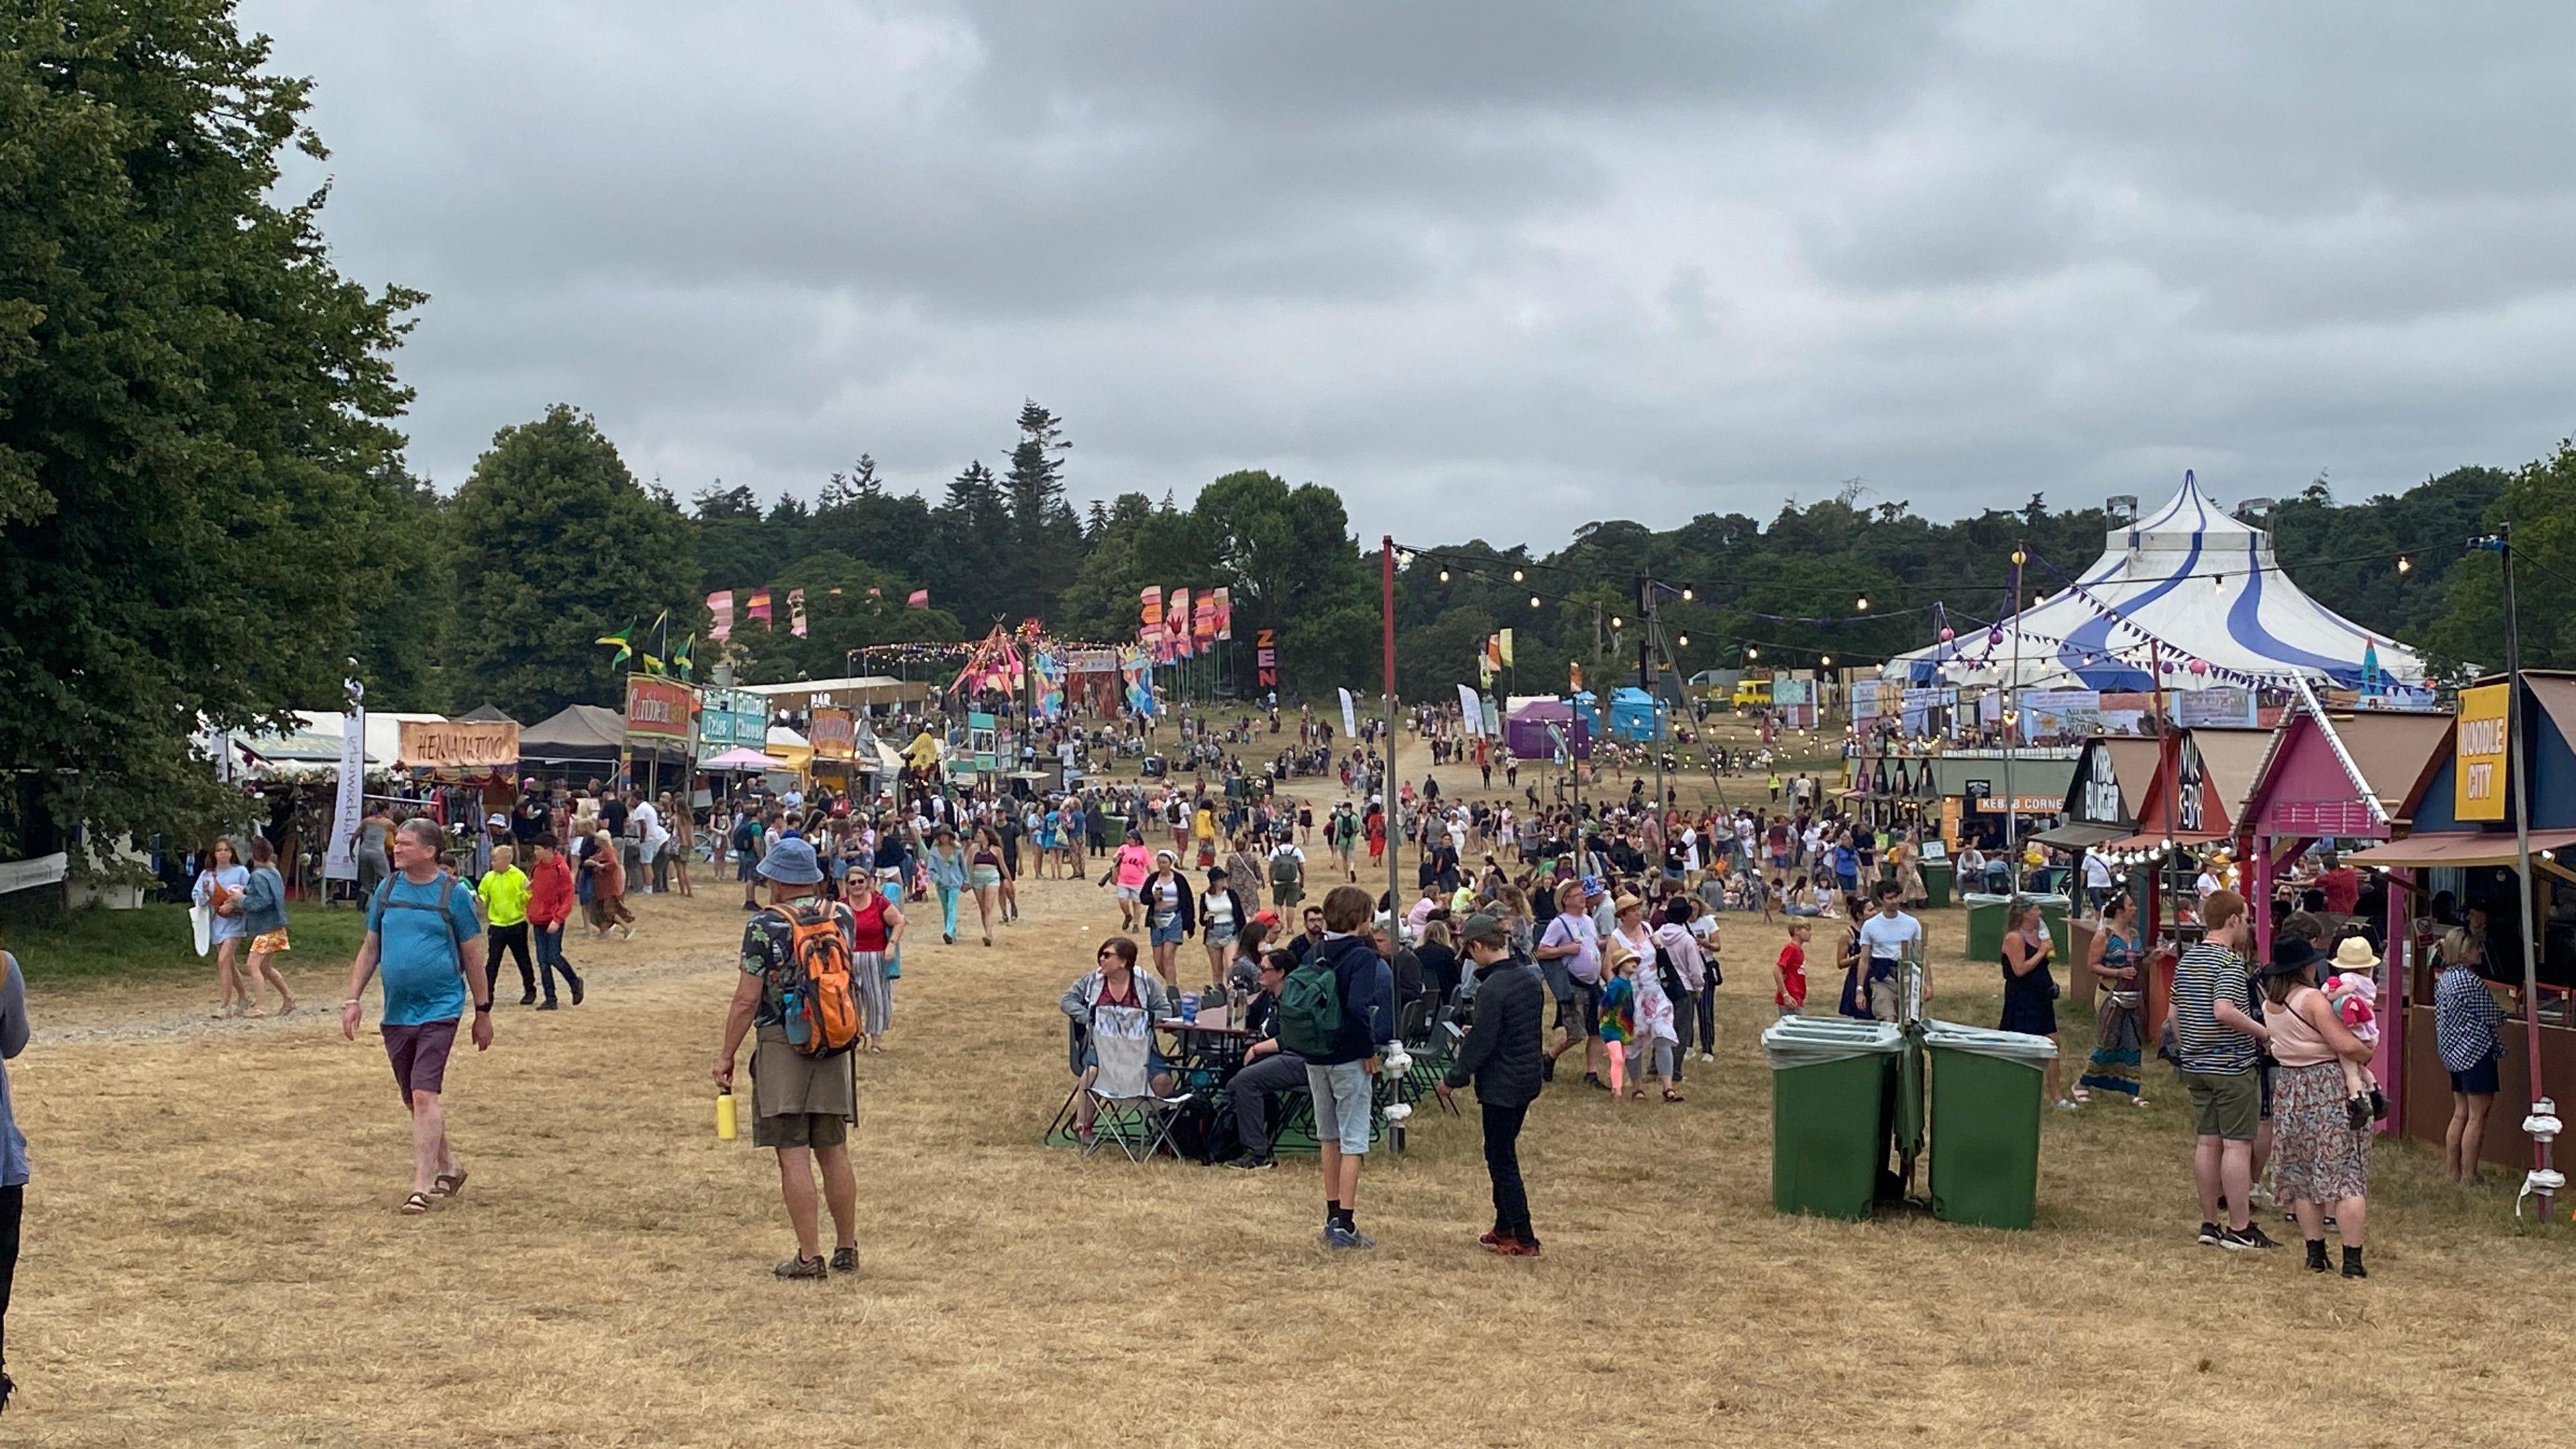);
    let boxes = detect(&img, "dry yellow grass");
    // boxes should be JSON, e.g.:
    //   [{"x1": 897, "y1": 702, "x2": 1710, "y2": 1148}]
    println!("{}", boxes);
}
[{"x1": 7, "y1": 735, "x2": 2569, "y2": 1446}]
